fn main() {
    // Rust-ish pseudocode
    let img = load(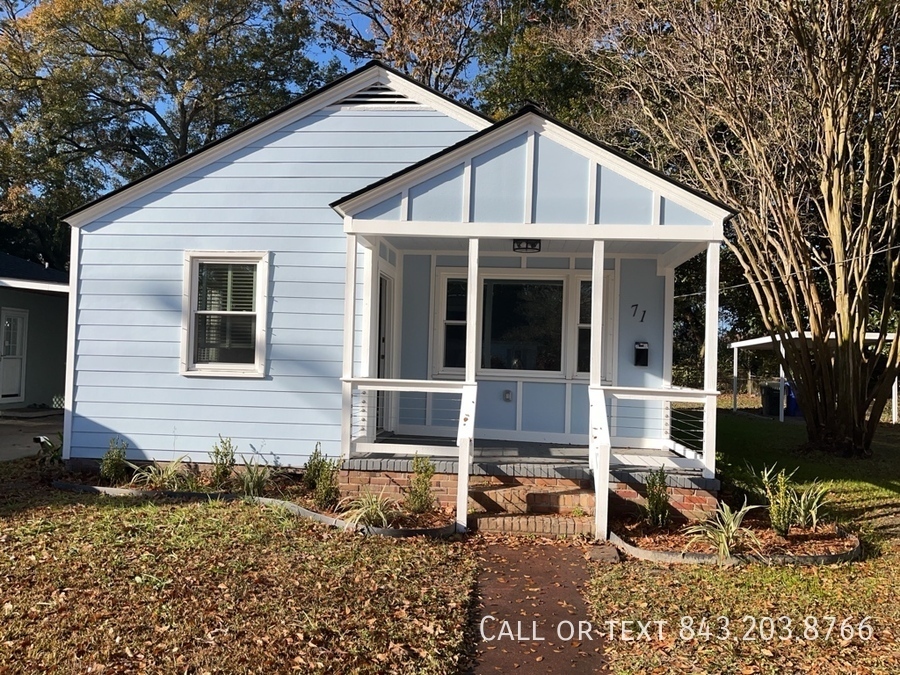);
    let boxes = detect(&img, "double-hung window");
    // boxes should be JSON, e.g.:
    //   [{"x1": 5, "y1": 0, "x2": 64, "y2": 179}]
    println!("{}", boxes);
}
[{"x1": 182, "y1": 252, "x2": 268, "y2": 376}]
